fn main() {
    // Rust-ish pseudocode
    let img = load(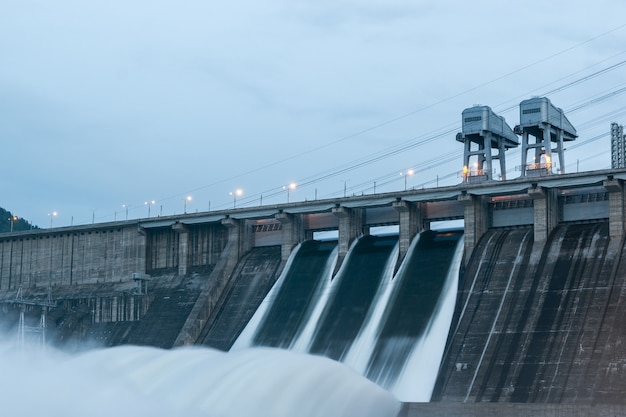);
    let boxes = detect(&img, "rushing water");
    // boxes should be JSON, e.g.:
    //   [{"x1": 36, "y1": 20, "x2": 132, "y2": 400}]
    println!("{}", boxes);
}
[
  {"x1": 3, "y1": 230, "x2": 465, "y2": 413},
  {"x1": 0, "y1": 340, "x2": 400, "y2": 417},
  {"x1": 235, "y1": 231, "x2": 464, "y2": 403}
]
